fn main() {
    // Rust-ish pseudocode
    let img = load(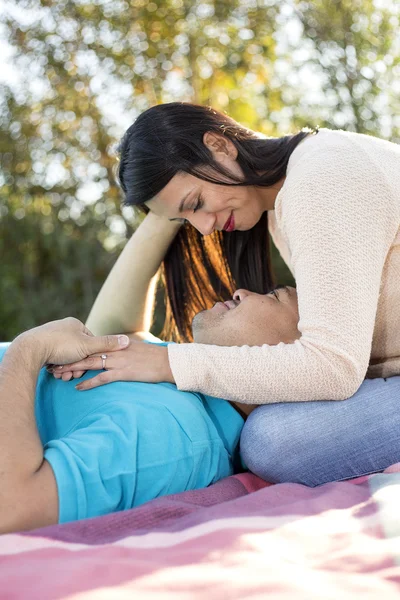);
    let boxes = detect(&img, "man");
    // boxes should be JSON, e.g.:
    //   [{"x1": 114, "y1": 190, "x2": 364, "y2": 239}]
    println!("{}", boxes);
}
[{"x1": 0, "y1": 286, "x2": 299, "y2": 533}]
